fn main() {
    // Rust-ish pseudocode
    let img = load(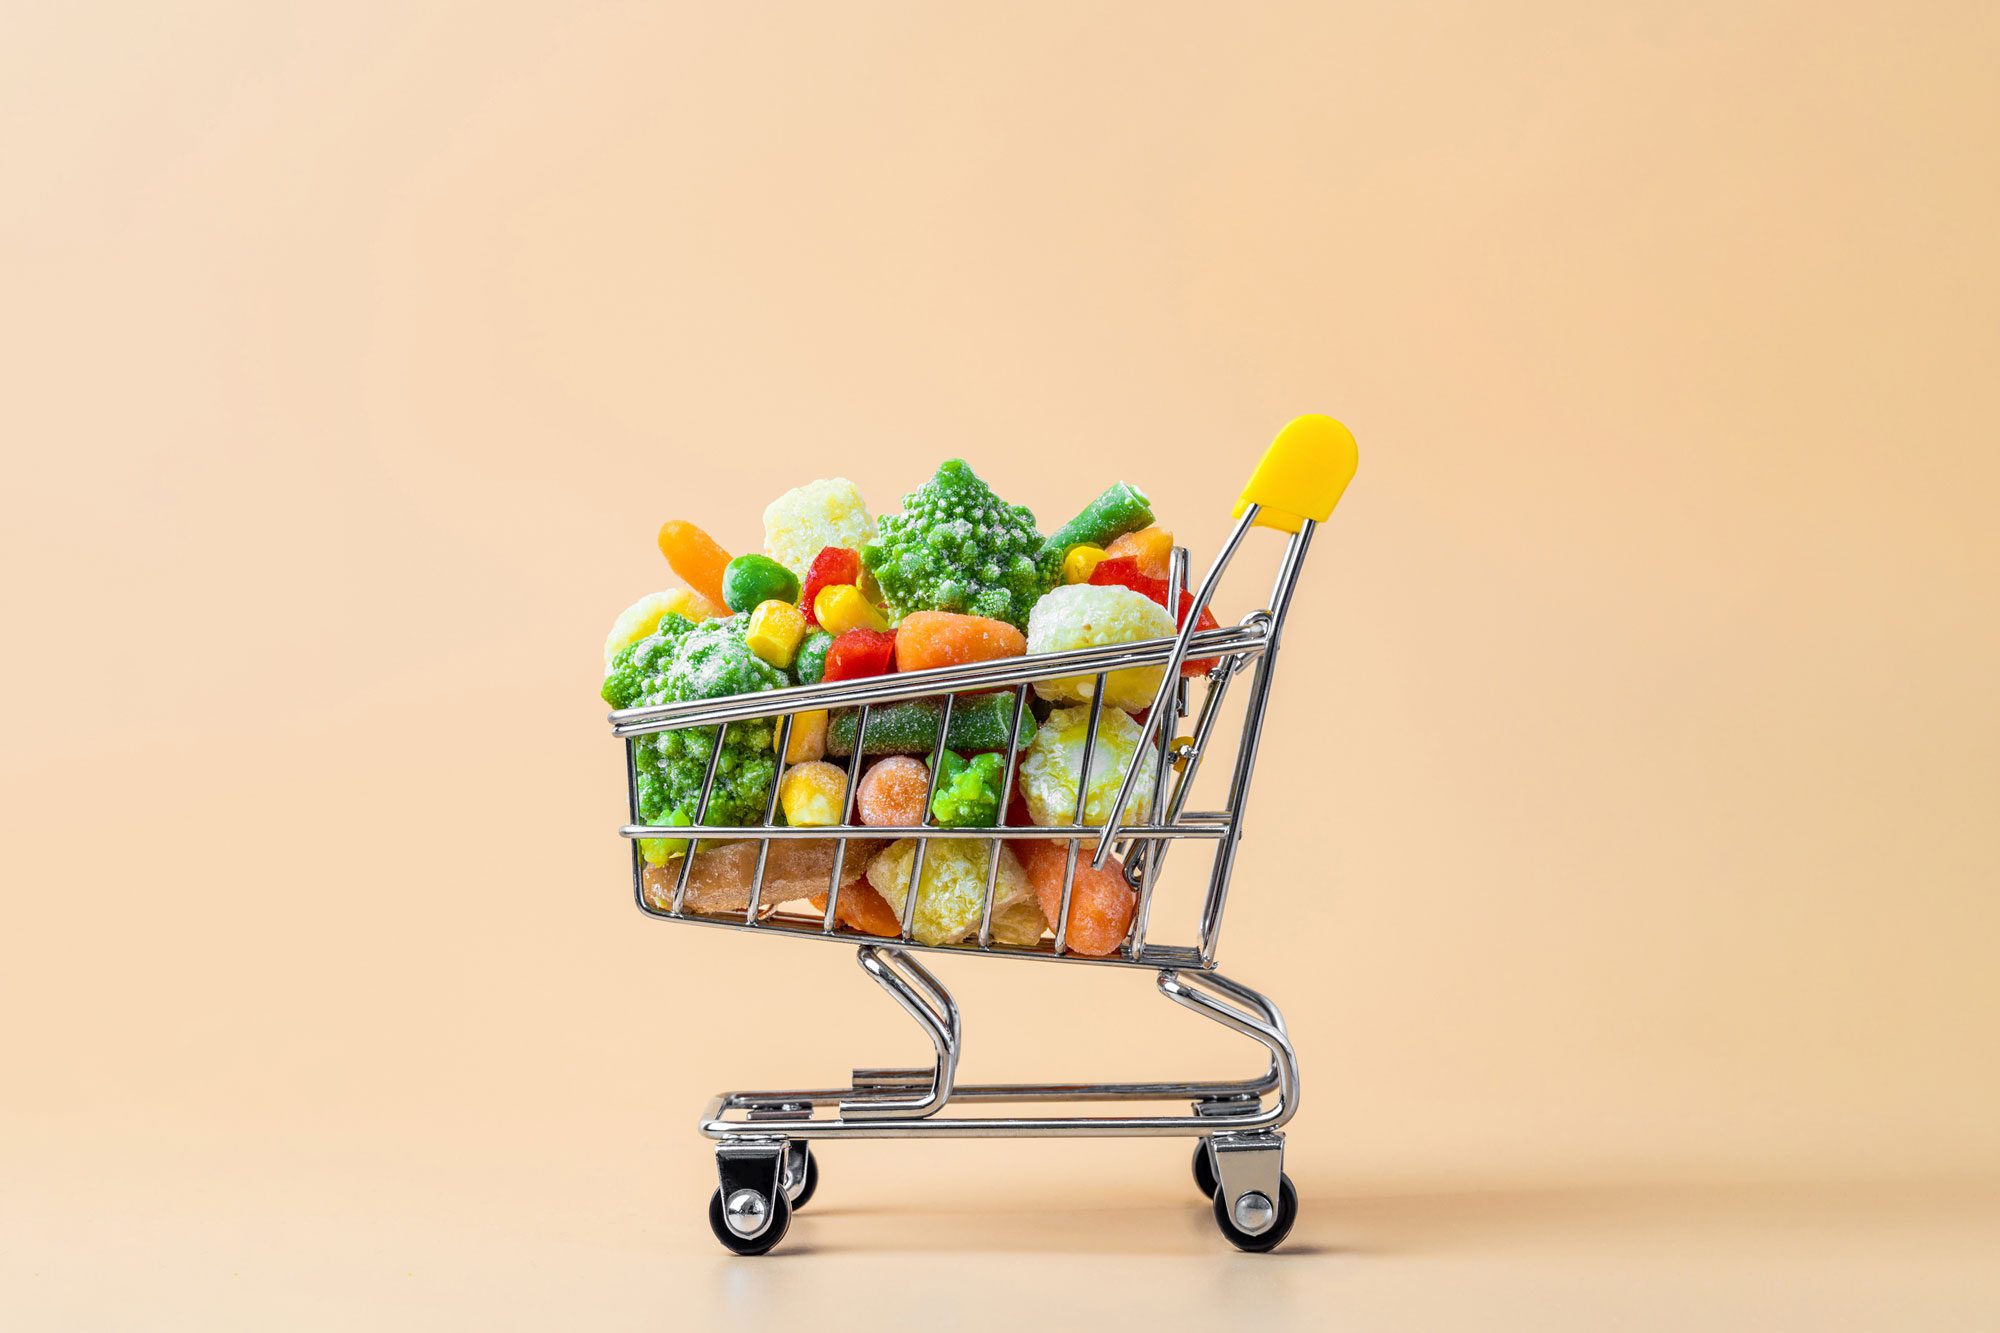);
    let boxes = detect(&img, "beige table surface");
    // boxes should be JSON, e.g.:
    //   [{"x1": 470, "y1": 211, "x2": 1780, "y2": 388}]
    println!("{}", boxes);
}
[{"x1": 9, "y1": 1129, "x2": 1998, "y2": 1329}]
